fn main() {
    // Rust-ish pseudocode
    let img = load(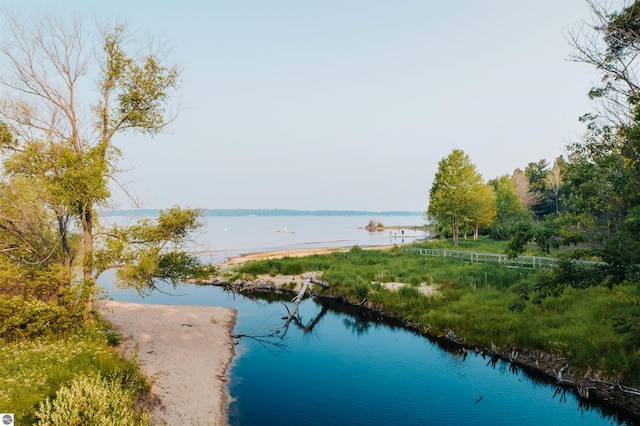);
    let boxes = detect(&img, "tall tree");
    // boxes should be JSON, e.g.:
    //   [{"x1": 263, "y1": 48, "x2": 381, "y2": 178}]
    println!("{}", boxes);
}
[
  {"x1": 524, "y1": 159, "x2": 554, "y2": 218},
  {"x1": 427, "y1": 149, "x2": 485, "y2": 246},
  {"x1": 512, "y1": 169, "x2": 540, "y2": 210},
  {"x1": 467, "y1": 183, "x2": 496, "y2": 240},
  {"x1": 545, "y1": 156, "x2": 565, "y2": 215},
  {"x1": 488, "y1": 175, "x2": 532, "y2": 240},
  {"x1": 0, "y1": 13, "x2": 204, "y2": 308}
]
